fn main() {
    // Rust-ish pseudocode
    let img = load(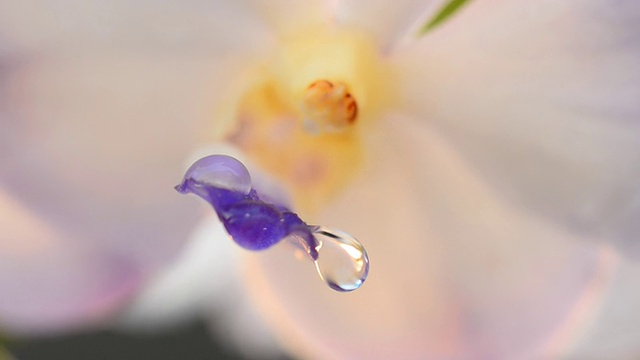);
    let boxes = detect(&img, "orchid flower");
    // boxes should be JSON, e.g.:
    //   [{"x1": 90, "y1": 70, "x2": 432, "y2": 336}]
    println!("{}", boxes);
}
[{"x1": 1, "y1": 0, "x2": 639, "y2": 359}]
